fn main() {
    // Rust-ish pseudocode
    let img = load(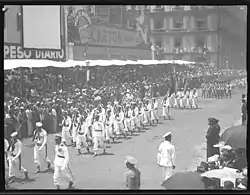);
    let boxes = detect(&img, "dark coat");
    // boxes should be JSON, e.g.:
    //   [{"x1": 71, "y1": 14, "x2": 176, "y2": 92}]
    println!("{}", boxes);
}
[{"x1": 206, "y1": 124, "x2": 221, "y2": 159}]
